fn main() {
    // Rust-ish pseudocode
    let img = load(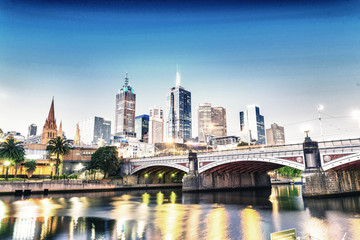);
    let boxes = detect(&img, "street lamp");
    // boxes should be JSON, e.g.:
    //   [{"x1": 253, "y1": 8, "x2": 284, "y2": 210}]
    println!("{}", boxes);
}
[
  {"x1": 4, "y1": 161, "x2": 10, "y2": 181},
  {"x1": 317, "y1": 105, "x2": 324, "y2": 142}
]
